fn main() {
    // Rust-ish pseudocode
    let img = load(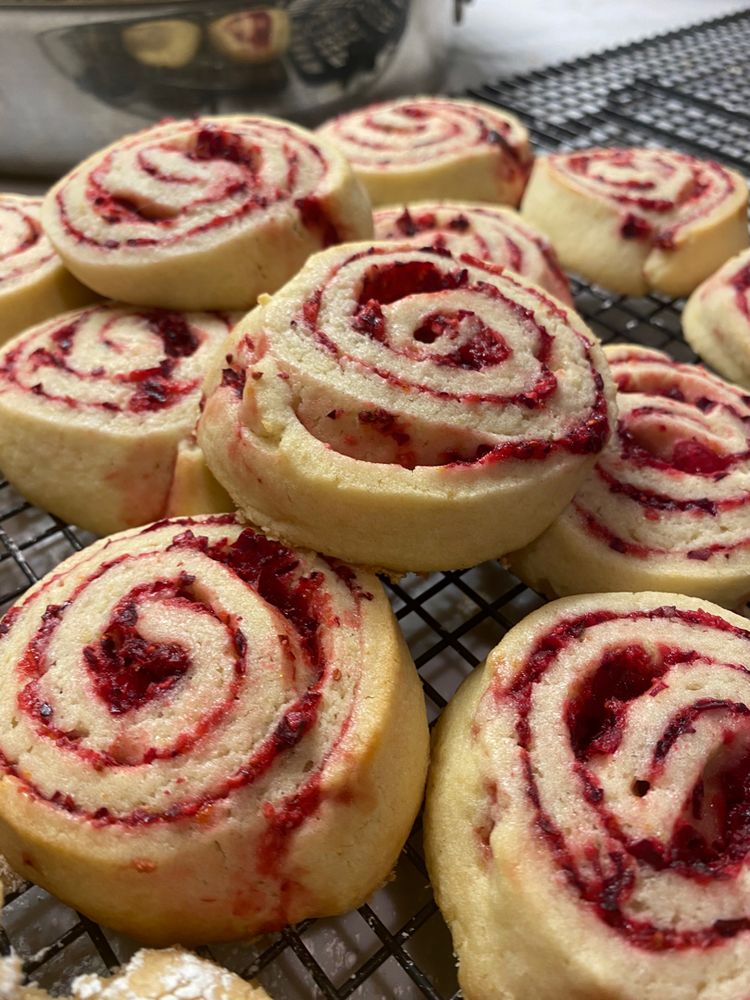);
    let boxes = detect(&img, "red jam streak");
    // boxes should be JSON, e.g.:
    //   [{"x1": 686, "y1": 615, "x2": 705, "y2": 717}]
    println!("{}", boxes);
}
[
  {"x1": 82, "y1": 582, "x2": 193, "y2": 715},
  {"x1": 221, "y1": 365, "x2": 246, "y2": 398},
  {"x1": 0, "y1": 204, "x2": 55, "y2": 285},
  {"x1": 576, "y1": 351, "x2": 750, "y2": 560},
  {"x1": 1, "y1": 524, "x2": 362, "y2": 847},
  {"x1": 333, "y1": 101, "x2": 527, "y2": 175},
  {"x1": 294, "y1": 248, "x2": 607, "y2": 466},
  {"x1": 0, "y1": 309, "x2": 204, "y2": 414},
  {"x1": 495, "y1": 606, "x2": 750, "y2": 950},
  {"x1": 563, "y1": 149, "x2": 735, "y2": 250},
  {"x1": 731, "y1": 262, "x2": 750, "y2": 321},
  {"x1": 57, "y1": 121, "x2": 335, "y2": 252},
  {"x1": 294, "y1": 196, "x2": 340, "y2": 248},
  {"x1": 226, "y1": 10, "x2": 272, "y2": 48},
  {"x1": 15, "y1": 570, "x2": 247, "y2": 768}
]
